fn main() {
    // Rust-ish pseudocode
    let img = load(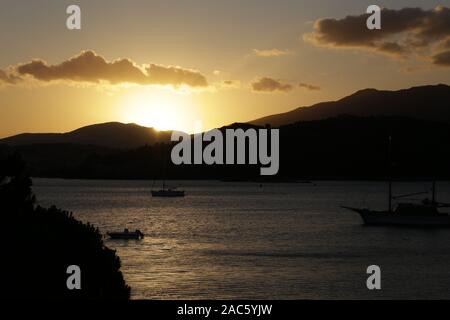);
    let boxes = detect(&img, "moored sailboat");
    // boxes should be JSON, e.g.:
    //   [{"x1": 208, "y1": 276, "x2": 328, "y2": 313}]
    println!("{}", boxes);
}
[
  {"x1": 151, "y1": 182, "x2": 185, "y2": 197},
  {"x1": 343, "y1": 198, "x2": 450, "y2": 227},
  {"x1": 343, "y1": 136, "x2": 450, "y2": 227},
  {"x1": 151, "y1": 144, "x2": 185, "y2": 197}
]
